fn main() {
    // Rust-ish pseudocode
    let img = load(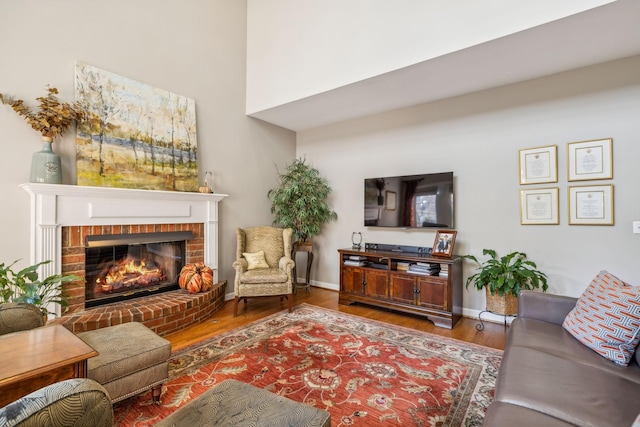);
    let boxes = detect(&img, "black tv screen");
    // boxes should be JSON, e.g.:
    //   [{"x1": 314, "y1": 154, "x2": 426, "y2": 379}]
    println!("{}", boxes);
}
[{"x1": 364, "y1": 172, "x2": 454, "y2": 229}]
